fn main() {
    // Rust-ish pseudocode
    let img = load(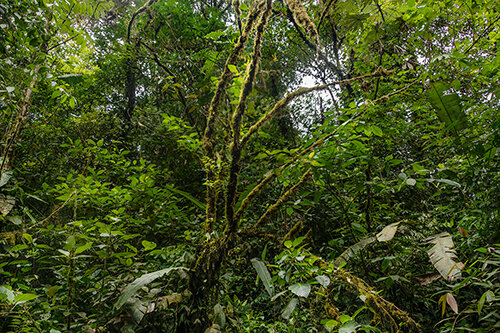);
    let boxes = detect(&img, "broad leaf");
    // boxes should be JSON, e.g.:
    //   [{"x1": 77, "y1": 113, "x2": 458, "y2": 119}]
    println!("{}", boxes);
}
[
  {"x1": 334, "y1": 237, "x2": 376, "y2": 266},
  {"x1": 315, "y1": 275, "x2": 330, "y2": 288},
  {"x1": 0, "y1": 169, "x2": 12, "y2": 187},
  {"x1": 14, "y1": 293, "x2": 38, "y2": 303},
  {"x1": 376, "y1": 222, "x2": 400, "y2": 242},
  {"x1": 251, "y1": 258, "x2": 274, "y2": 296},
  {"x1": 0, "y1": 286, "x2": 15, "y2": 303},
  {"x1": 164, "y1": 184, "x2": 205, "y2": 210},
  {"x1": 114, "y1": 267, "x2": 187, "y2": 310},
  {"x1": 288, "y1": 283, "x2": 311, "y2": 298},
  {"x1": 281, "y1": 297, "x2": 298, "y2": 319},
  {"x1": 446, "y1": 293, "x2": 458, "y2": 314},
  {"x1": 426, "y1": 232, "x2": 462, "y2": 281},
  {"x1": 427, "y1": 82, "x2": 467, "y2": 131},
  {"x1": 0, "y1": 194, "x2": 15, "y2": 216}
]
